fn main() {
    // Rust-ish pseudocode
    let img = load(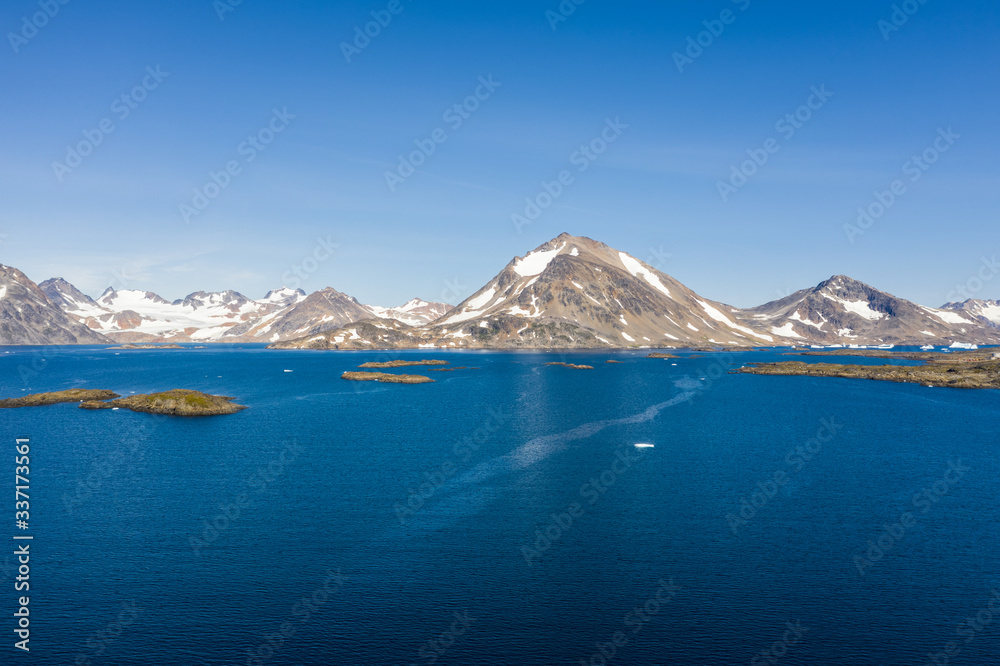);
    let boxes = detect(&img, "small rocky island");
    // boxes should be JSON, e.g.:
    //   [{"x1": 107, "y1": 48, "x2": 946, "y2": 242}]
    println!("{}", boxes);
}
[
  {"x1": 736, "y1": 349, "x2": 1000, "y2": 390},
  {"x1": 646, "y1": 352, "x2": 679, "y2": 359},
  {"x1": 342, "y1": 371, "x2": 434, "y2": 384},
  {"x1": 108, "y1": 344, "x2": 184, "y2": 350},
  {"x1": 545, "y1": 362, "x2": 594, "y2": 370},
  {"x1": 0, "y1": 389, "x2": 120, "y2": 408},
  {"x1": 0, "y1": 388, "x2": 246, "y2": 415},
  {"x1": 357, "y1": 359, "x2": 448, "y2": 369},
  {"x1": 80, "y1": 389, "x2": 247, "y2": 415}
]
